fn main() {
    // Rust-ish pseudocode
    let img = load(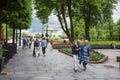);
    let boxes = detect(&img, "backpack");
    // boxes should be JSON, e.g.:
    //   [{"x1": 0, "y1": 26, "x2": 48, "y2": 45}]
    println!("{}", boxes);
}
[
  {"x1": 35, "y1": 42, "x2": 39, "y2": 47},
  {"x1": 23, "y1": 39, "x2": 26, "y2": 43}
]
